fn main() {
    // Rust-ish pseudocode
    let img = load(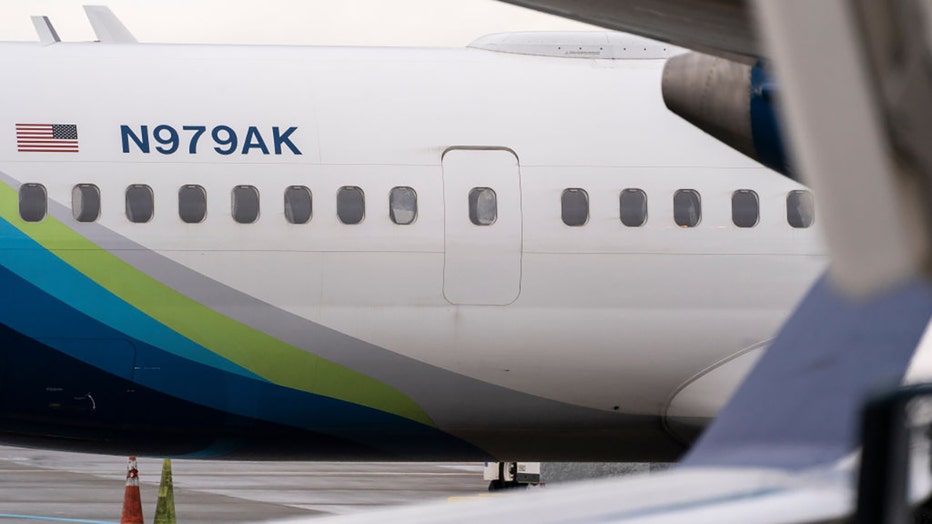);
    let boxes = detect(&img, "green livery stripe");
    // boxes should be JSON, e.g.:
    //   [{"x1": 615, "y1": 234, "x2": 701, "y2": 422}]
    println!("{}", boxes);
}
[{"x1": 0, "y1": 182, "x2": 433, "y2": 426}]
